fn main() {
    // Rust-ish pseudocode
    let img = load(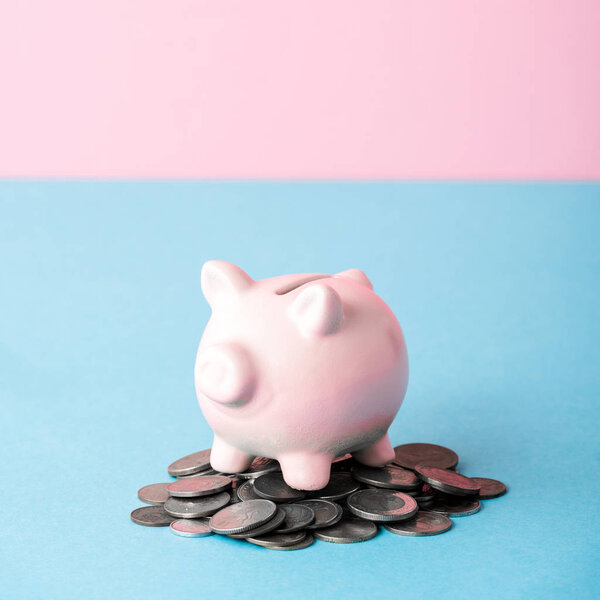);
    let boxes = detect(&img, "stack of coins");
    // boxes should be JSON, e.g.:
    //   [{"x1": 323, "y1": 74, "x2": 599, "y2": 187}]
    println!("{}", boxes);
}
[{"x1": 130, "y1": 443, "x2": 507, "y2": 549}]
